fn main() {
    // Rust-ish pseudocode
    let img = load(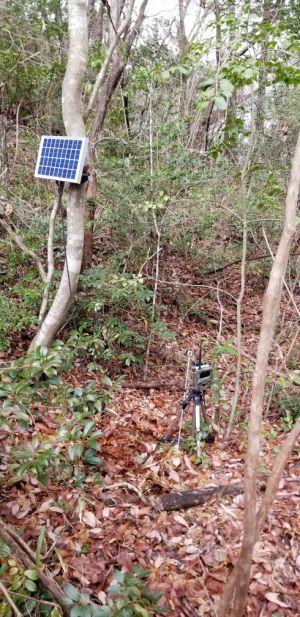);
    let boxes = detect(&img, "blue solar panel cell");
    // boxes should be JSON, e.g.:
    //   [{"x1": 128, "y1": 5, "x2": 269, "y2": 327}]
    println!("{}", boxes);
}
[{"x1": 34, "y1": 136, "x2": 88, "y2": 183}]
